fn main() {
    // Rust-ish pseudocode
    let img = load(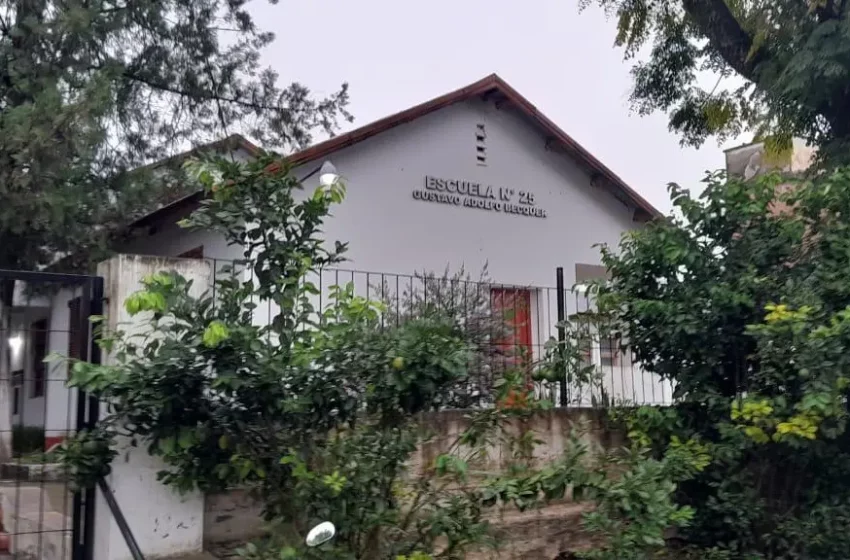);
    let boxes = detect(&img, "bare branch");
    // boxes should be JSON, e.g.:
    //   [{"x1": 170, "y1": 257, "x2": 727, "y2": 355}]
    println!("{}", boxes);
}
[{"x1": 122, "y1": 70, "x2": 281, "y2": 113}]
